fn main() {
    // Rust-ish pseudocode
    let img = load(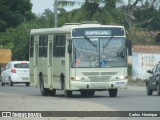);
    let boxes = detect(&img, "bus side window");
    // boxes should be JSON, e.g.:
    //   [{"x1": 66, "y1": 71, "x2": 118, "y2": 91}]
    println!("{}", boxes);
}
[
  {"x1": 30, "y1": 36, "x2": 34, "y2": 58},
  {"x1": 53, "y1": 35, "x2": 60, "y2": 57},
  {"x1": 53, "y1": 35, "x2": 66, "y2": 57},
  {"x1": 61, "y1": 35, "x2": 66, "y2": 57},
  {"x1": 39, "y1": 35, "x2": 48, "y2": 58}
]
